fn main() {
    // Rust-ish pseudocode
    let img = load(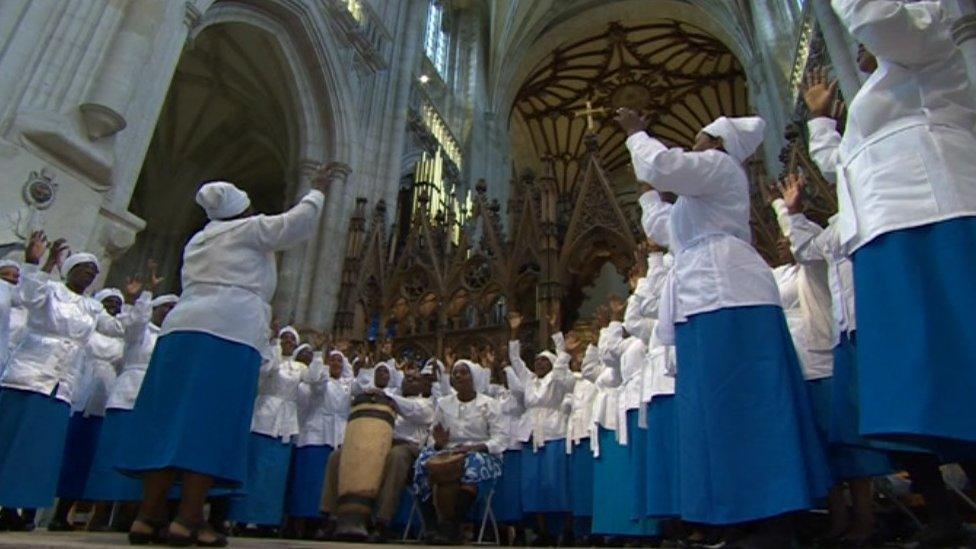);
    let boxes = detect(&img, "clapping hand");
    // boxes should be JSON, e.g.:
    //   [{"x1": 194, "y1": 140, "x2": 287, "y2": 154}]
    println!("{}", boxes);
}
[{"x1": 779, "y1": 173, "x2": 807, "y2": 215}]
